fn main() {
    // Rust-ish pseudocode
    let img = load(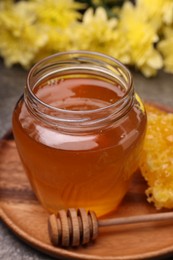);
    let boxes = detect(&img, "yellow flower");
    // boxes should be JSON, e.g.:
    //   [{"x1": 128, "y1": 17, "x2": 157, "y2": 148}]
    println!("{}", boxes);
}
[
  {"x1": 137, "y1": 0, "x2": 173, "y2": 28},
  {"x1": 70, "y1": 7, "x2": 117, "y2": 51},
  {"x1": 0, "y1": 0, "x2": 171, "y2": 77},
  {"x1": 118, "y1": 2, "x2": 163, "y2": 77},
  {"x1": 0, "y1": 0, "x2": 13, "y2": 9},
  {"x1": 0, "y1": 1, "x2": 47, "y2": 68},
  {"x1": 163, "y1": 1, "x2": 173, "y2": 25},
  {"x1": 27, "y1": 0, "x2": 84, "y2": 62},
  {"x1": 34, "y1": 28, "x2": 71, "y2": 62},
  {"x1": 158, "y1": 26, "x2": 173, "y2": 73},
  {"x1": 69, "y1": 7, "x2": 130, "y2": 63},
  {"x1": 30, "y1": 0, "x2": 83, "y2": 28}
]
